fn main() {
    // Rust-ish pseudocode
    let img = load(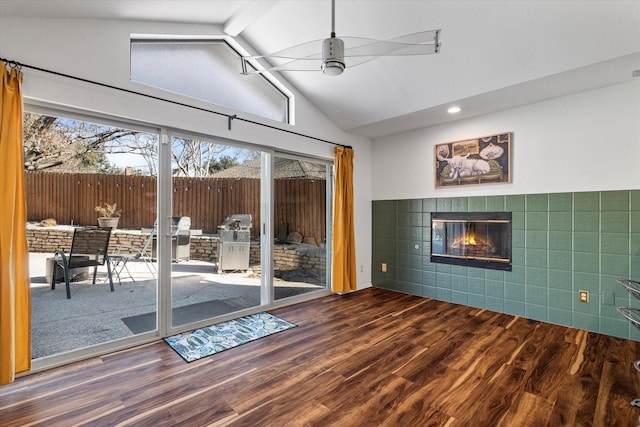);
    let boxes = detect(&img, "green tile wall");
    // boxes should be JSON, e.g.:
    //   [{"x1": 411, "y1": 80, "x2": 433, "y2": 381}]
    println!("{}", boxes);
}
[{"x1": 372, "y1": 189, "x2": 640, "y2": 341}]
